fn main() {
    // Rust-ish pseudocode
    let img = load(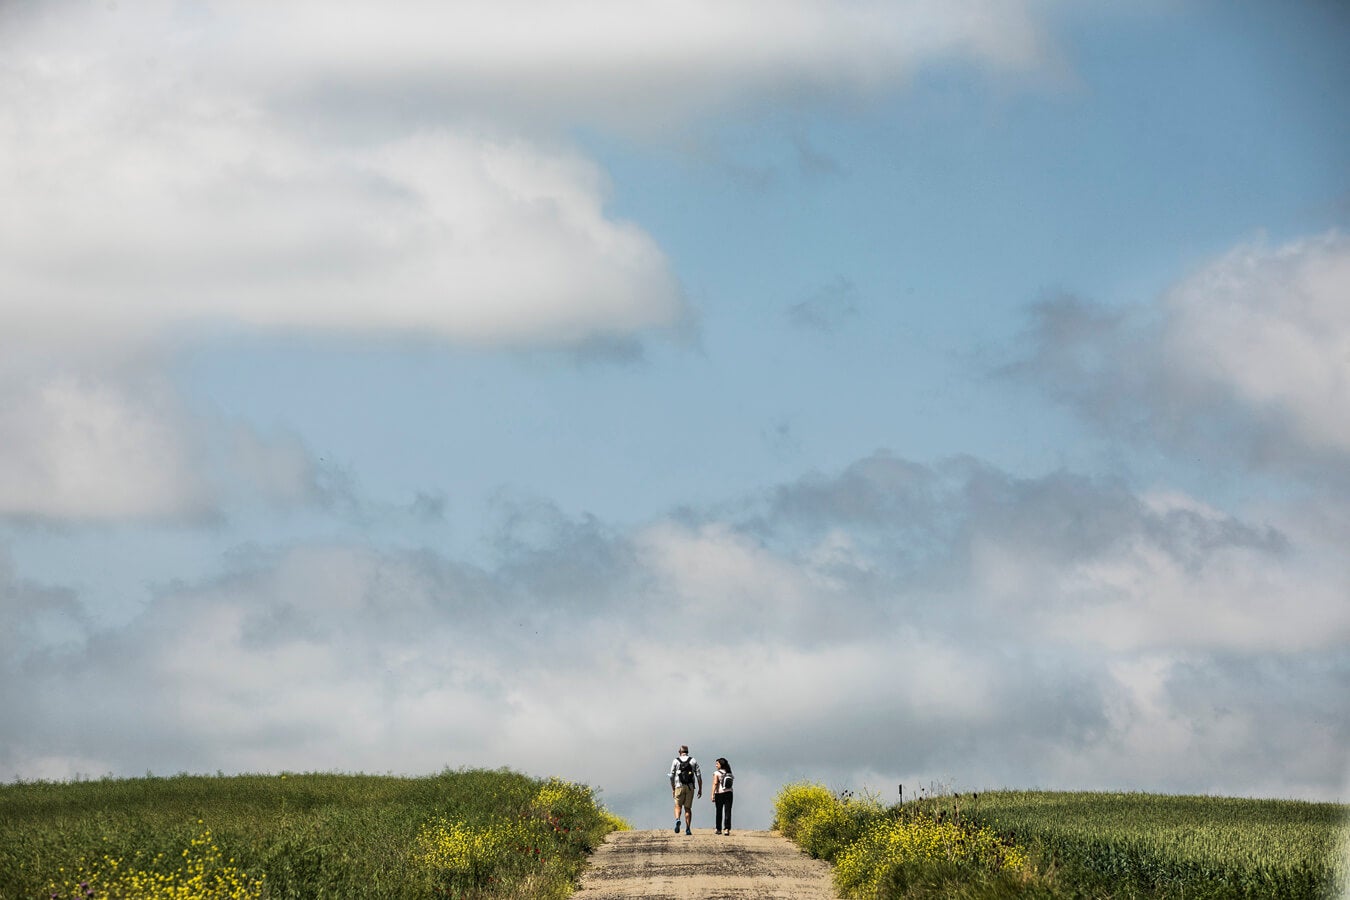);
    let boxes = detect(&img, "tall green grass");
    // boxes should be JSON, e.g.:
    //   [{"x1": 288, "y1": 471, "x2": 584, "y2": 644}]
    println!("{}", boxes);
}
[
  {"x1": 775, "y1": 785, "x2": 1350, "y2": 900},
  {"x1": 963, "y1": 790, "x2": 1349, "y2": 900},
  {"x1": 0, "y1": 769, "x2": 628, "y2": 900}
]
